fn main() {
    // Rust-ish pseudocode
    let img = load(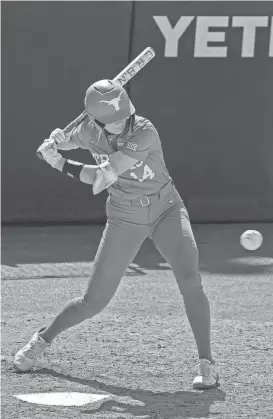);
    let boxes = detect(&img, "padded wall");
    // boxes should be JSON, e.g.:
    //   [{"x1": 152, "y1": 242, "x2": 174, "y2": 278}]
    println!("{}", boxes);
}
[
  {"x1": 2, "y1": 1, "x2": 133, "y2": 223},
  {"x1": 2, "y1": 1, "x2": 273, "y2": 223}
]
